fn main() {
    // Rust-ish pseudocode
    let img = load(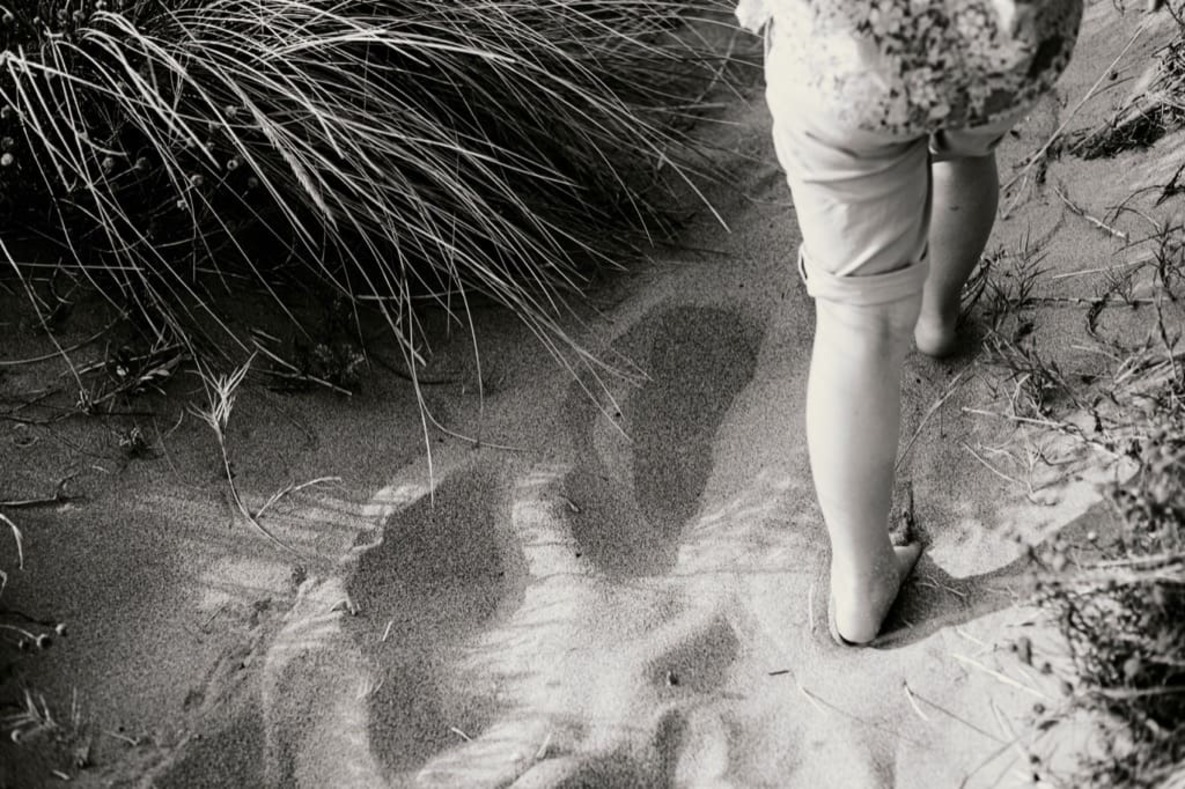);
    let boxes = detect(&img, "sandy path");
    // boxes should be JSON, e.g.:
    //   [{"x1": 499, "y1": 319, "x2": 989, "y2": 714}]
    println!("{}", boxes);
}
[
  {"x1": 2, "y1": 2, "x2": 1173, "y2": 786},
  {"x1": 184, "y1": 248, "x2": 1111, "y2": 787}
]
